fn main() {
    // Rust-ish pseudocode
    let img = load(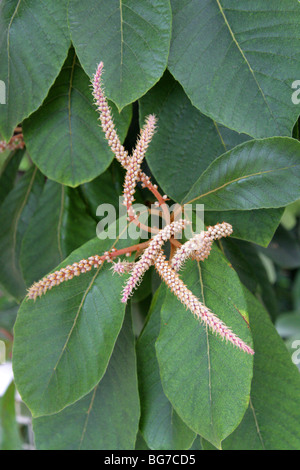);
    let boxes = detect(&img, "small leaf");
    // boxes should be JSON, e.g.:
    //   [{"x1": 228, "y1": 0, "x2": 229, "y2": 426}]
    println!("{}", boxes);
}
[
  {"x1": 68, "y1": 0, "x2": 172, "y2": 110},
  {"x1": 0, "y1": 0, "x2": 70, "y2": 140},
  {"x1": 184, "y1": 138, "x2": 300, "y2": 211},
  {"x1": 33, "y1": 310, "x2": 140, "y2": 450},
  {"x1": 23, "y1": 48, "x2": 132, "y2": 187},
  {"x1": 155, "y1": 247, "x2": 253, "y2": 448}
]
